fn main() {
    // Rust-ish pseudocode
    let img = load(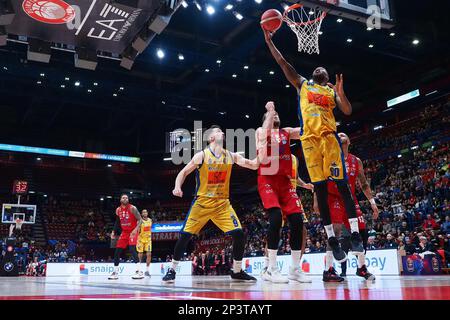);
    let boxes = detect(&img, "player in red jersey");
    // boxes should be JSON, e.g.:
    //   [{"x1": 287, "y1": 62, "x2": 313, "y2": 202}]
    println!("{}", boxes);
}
[
  {"x1": 315, "y1": 133, "x2": 379, "y2": 282},
  {"x1": 108, "y1": 194, "x2": 143, "y2": 280},
  {"x1": 255, "y1": 101, "x2": 310, "y2": 283}
]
